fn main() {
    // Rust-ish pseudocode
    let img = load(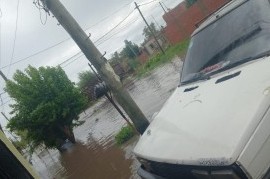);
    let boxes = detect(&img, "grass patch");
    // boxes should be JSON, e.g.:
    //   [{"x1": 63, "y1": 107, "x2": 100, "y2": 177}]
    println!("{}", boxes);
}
[
  {"x1": 115, "y1": 126, "x2": 135, "y2": 145},
  {"x1": 136, "y1": 39, "x2": 190, "y2": 77}
]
